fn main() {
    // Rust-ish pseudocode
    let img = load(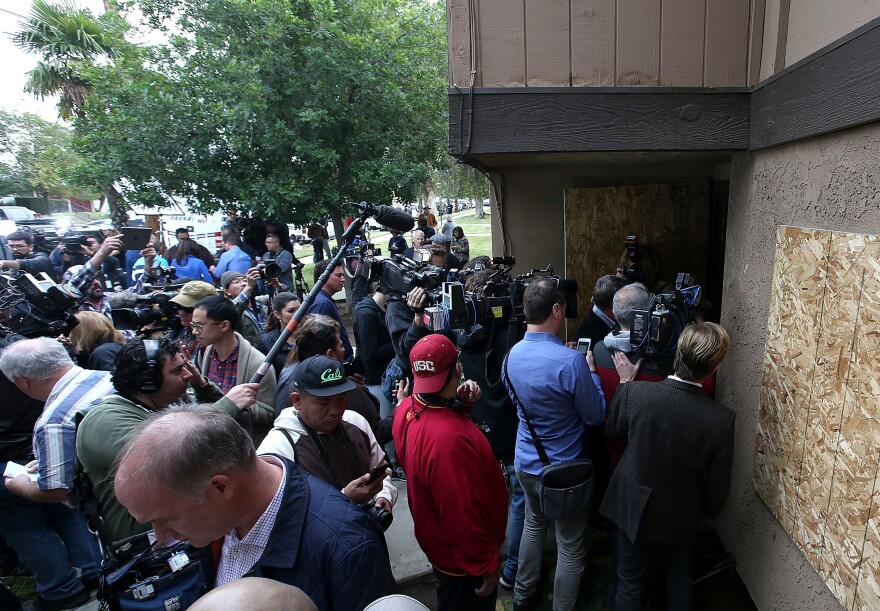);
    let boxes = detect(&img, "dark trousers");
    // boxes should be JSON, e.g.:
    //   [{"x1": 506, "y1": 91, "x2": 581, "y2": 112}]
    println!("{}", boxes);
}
[
  {"x1": 614, "y1": 528, "x2": 692, "y2": 611},
  {"x1": 433, "y1": 569, "x2": 496, "y2": 611}
]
